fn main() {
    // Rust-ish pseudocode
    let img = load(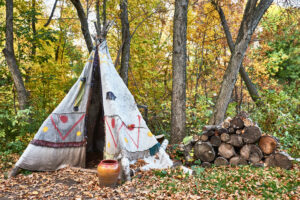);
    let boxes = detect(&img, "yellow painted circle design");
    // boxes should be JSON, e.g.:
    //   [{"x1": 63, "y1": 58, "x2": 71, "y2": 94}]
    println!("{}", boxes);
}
[
  {"x1": 107, "y1": 142, "x2": 111, "y2": 148},
  {"x1": 124, "y1": 137, "x2": 128, "y2": 143},
  {"x1": 76, "y1": 131, "x2": 82, "y2": 136},
  {"x1": 43, "y1": 126, "x2": 48, "y2": 132},
  {"x1": 147, "y1": 132, "x2": 153, "y2": 137}
]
